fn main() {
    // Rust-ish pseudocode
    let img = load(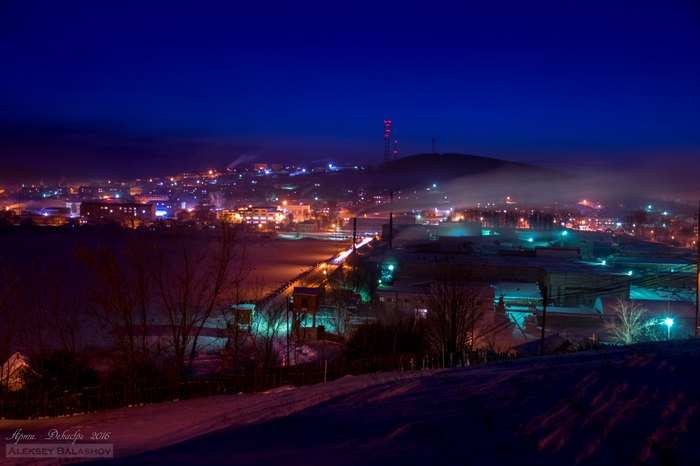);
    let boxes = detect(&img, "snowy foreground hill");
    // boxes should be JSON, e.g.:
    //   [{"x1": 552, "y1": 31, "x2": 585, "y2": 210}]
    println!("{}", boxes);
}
[{"x1": 3, "y1": 340, "x2": 700, "y2": 466}]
